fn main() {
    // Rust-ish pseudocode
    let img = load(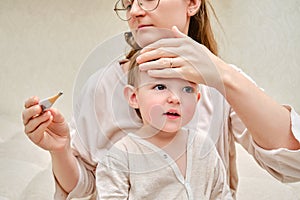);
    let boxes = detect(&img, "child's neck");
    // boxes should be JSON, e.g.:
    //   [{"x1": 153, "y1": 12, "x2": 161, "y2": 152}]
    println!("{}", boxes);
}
[{"x1": 135, "y1": 125, "x2": 187, "y2": 149}]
